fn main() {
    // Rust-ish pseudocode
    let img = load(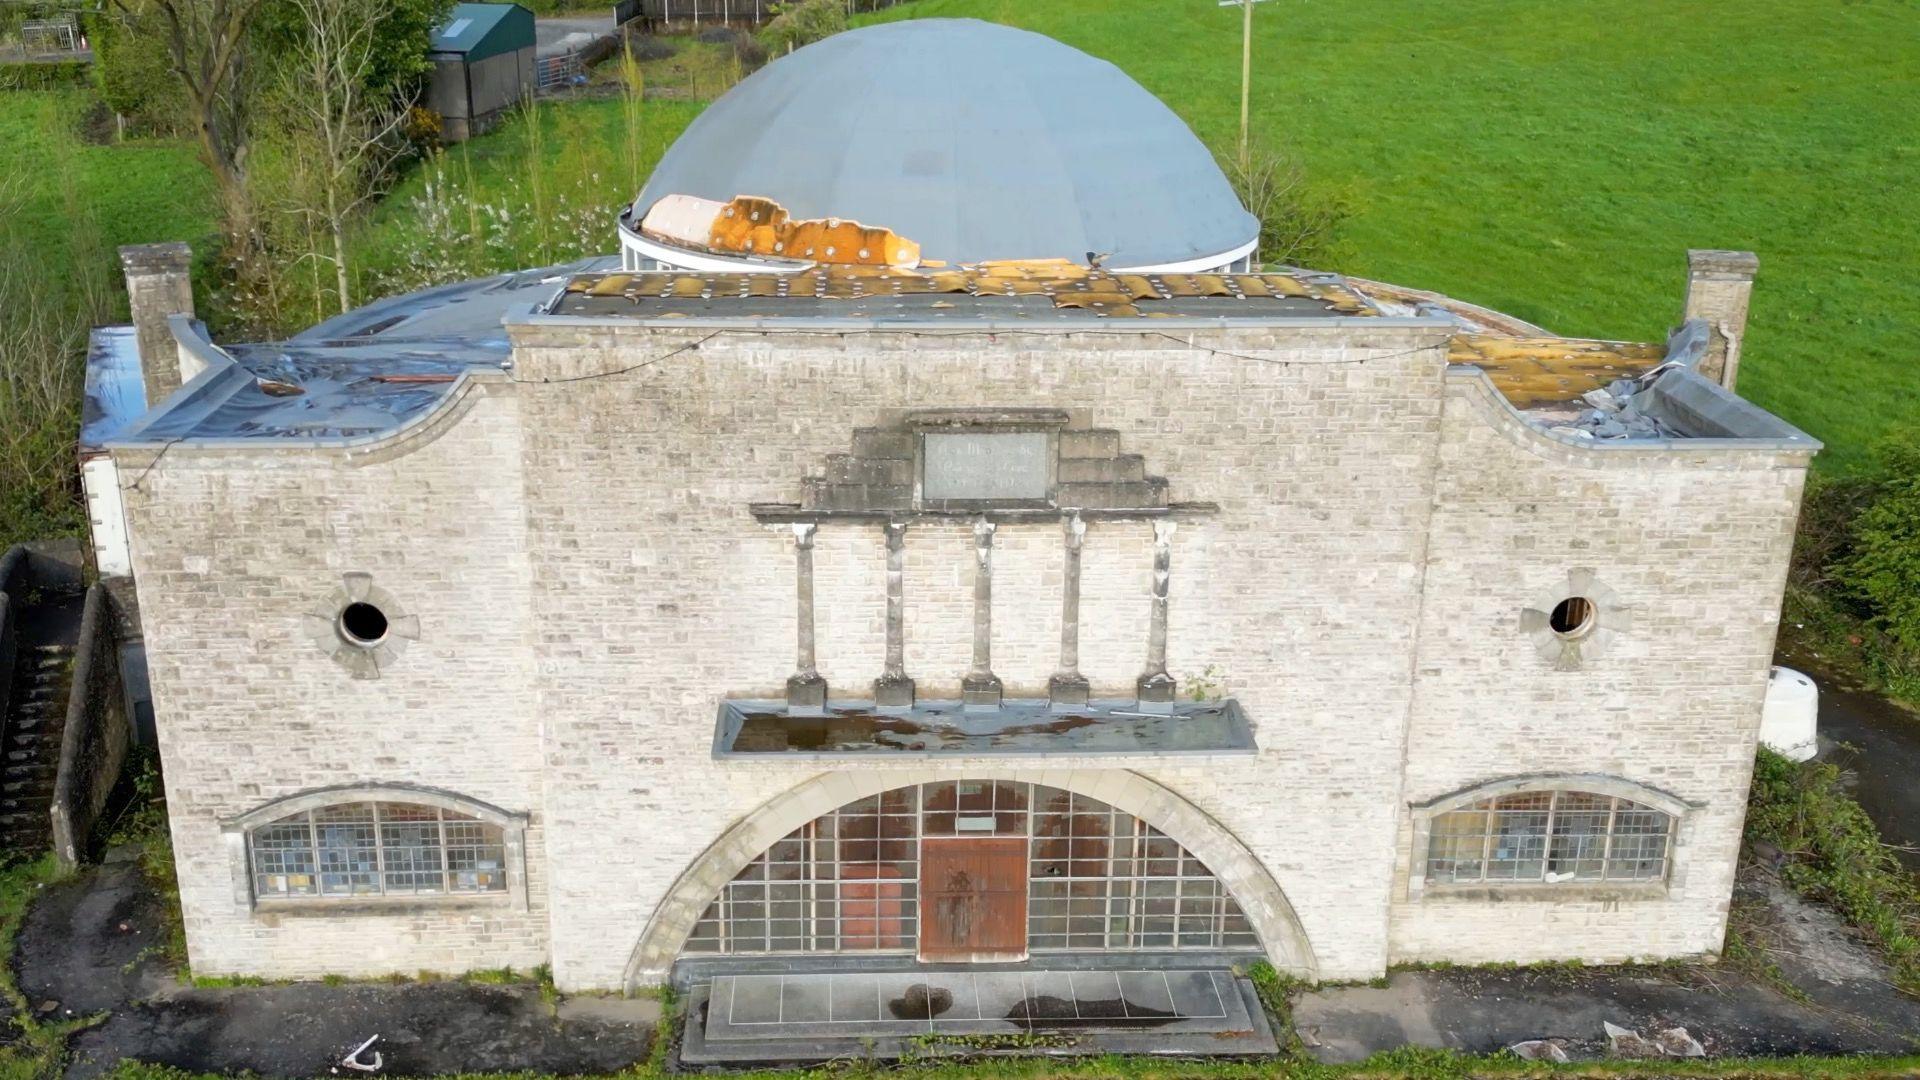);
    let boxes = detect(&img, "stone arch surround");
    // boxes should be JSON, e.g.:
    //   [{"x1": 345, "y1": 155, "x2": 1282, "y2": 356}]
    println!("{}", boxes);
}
[{"x1": 623, "y1": 768, "x2": 1317, "y2": 986}]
